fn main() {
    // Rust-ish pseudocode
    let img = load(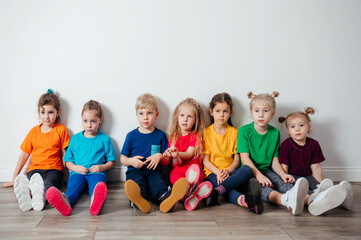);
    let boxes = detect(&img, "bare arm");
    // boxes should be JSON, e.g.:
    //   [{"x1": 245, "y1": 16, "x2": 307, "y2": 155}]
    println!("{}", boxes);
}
[
  {"x1": 120, "y1": 154, "x2": 146, "y2": 169},
  {"x1": 89, "y1": 161, "x2": 115, "y2": 173},
  {"x1": 311, "y1": 163, "x2": 323, "y2": 183},
  {"x1": 226, "y1": 153, "x2": 240, "y2": 174},
  {"x1": 1, "y1": 151, "x2": 30, "y2": 188},
  {"x1": 203, "y1": 154, "x2": 221, "y2": 176},
  {"x1": 272, "y1": 157, "x2": 295, "y2": 183},
  {"x1": 178, "y1": 146, "x2": 196, "y2": 161},
  {"x1": 240, "y1": 152, "x2": 273, "y2": 187},
  {"x1": 281, "y1": 163, "x2": 289, "y2": 173}
]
